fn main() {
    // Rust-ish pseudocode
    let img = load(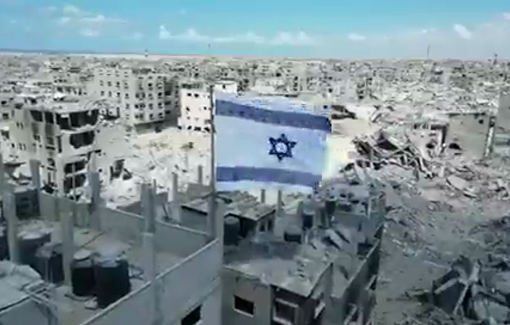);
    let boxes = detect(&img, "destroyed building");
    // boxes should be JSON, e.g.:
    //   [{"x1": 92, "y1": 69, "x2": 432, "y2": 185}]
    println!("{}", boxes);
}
[
  {"x1": 88, "y1": 66, "x2": 179, "y2": 129},
  {"x1": 115, "y1": 166, "x2": 385, "y2": 325},
  {"x1": 164, "y1": 177, "x2": 385, "y2": 325},
  {"x1": 178, "y1": 80, "x2": 238, "y2": 133},
  {"x1": 443, "y1": 111, "x2": 494, "y2": 160},
  {"x1": 492, "y1": 93, "x2": 510, "y2": 155},
  {"x1": 220, "y1": 180, "x2": 385, "y2": 325},
  {"x1": 6, "y1": 94, "x2": 126, "y2": 196},
  {"x1": 0, "y1": 157, "x2": 223, "y2": 325}
]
